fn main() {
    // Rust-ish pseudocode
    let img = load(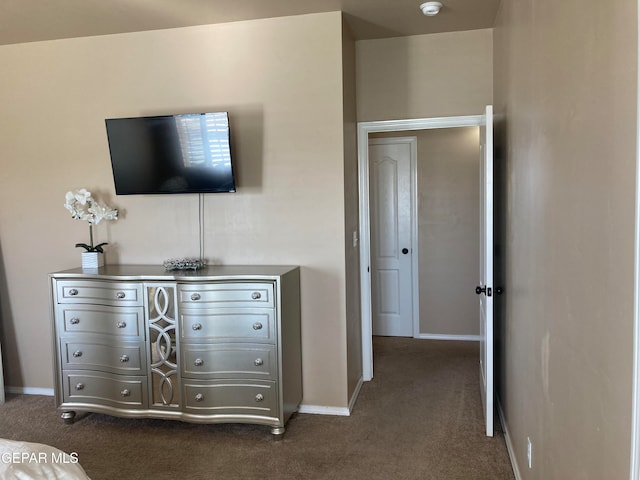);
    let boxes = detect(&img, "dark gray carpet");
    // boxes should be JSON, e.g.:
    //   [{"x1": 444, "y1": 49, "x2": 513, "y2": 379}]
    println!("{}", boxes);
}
[{"x1": 0, "y1": 338, "x2": 514, "y2": 479}]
